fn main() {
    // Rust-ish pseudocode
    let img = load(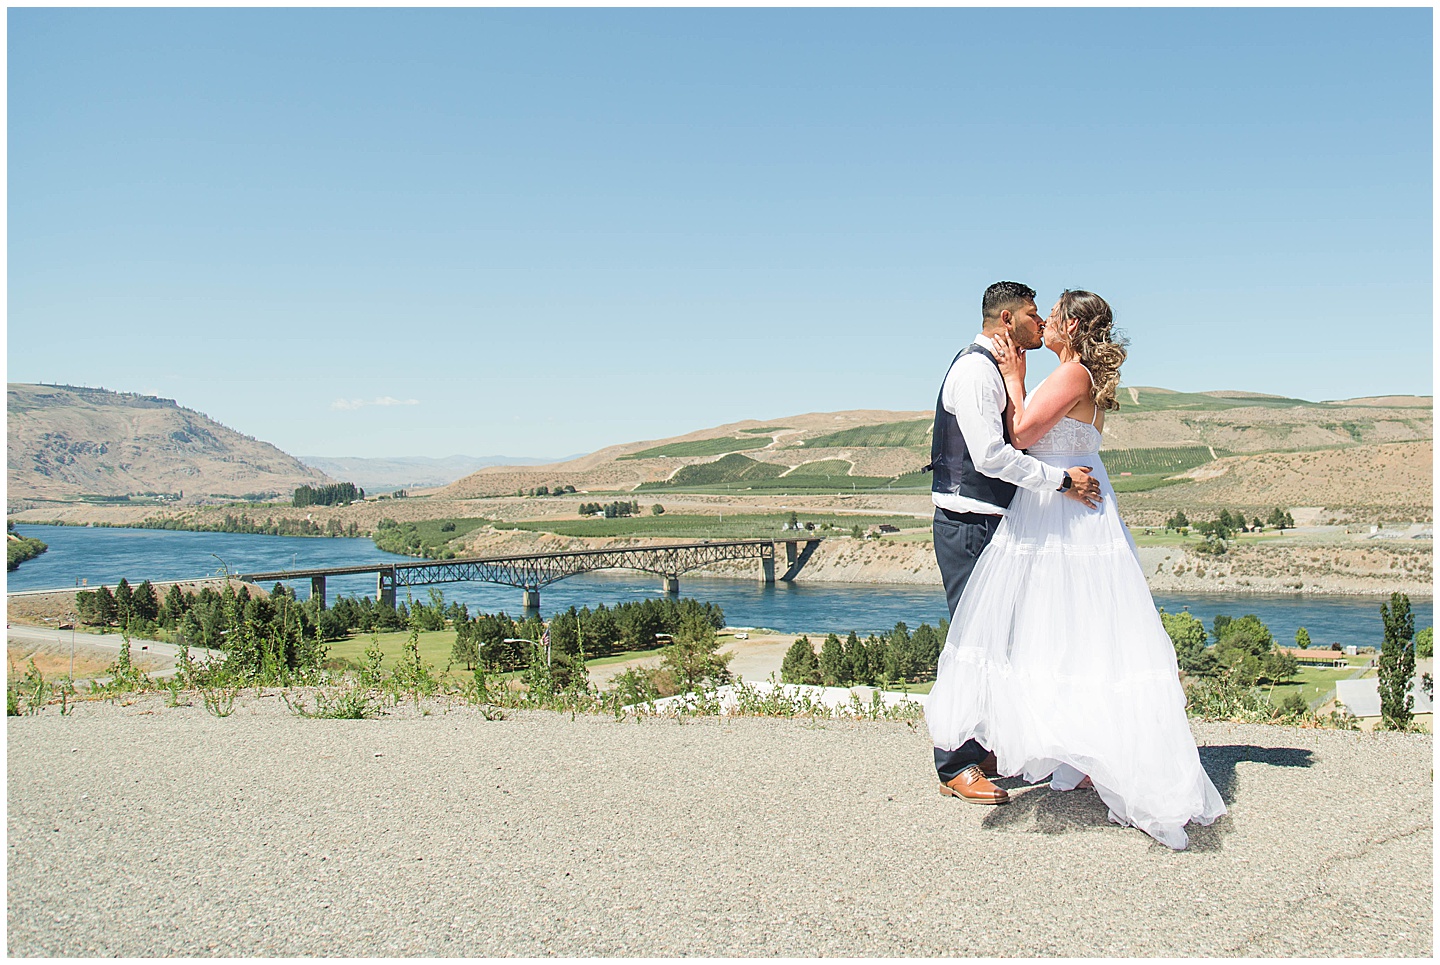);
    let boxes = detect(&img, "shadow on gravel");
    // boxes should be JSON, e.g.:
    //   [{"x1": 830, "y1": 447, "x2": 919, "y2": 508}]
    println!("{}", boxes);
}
[
  {"x1": 1198, "y1": 744, "x2": 1314, "y2": 804},
  {"x1": 975, "y1": 746, "x2": 1312, "y2": 852}
]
